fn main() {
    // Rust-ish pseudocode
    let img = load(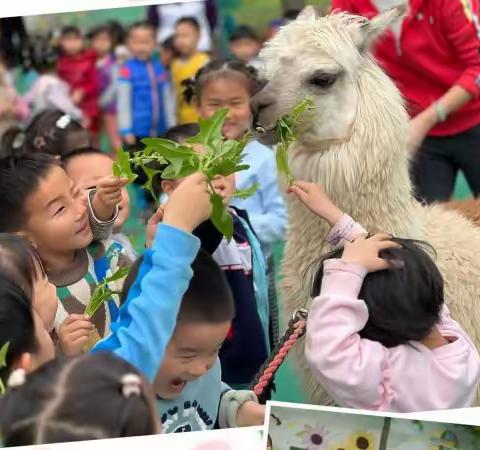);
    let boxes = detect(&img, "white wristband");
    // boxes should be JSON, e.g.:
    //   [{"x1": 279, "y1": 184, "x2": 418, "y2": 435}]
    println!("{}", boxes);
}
[{"x1": 434, "y1": 101, "x2": 447, "y2": 123}]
